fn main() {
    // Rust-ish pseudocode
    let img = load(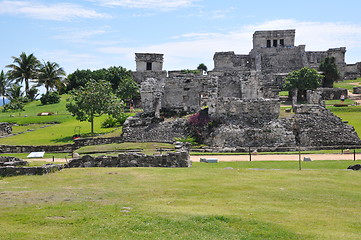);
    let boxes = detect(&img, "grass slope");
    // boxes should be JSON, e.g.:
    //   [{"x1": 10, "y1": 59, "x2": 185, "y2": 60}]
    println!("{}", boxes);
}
[
  {"x1": 0, "y1": 162, "x2": 360, "y2": 239},
  {"x1": 0, "y1": 95, "x2": 120, "y2": 145}
]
